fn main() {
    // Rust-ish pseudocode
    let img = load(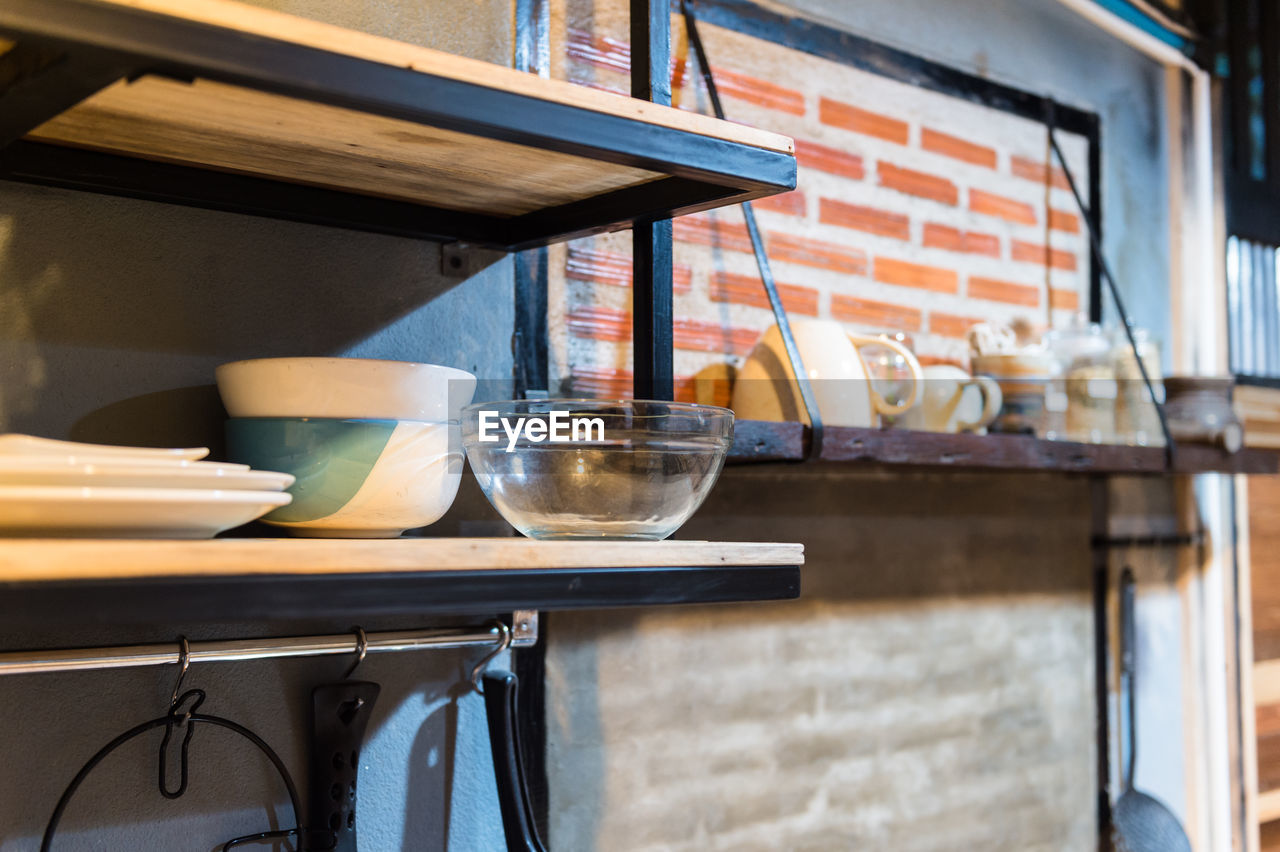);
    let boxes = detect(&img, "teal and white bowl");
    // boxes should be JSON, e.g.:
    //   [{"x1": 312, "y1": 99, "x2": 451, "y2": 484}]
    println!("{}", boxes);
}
[{"x1": 226, "y1": 418, "x2": 462, "y2": 538}]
